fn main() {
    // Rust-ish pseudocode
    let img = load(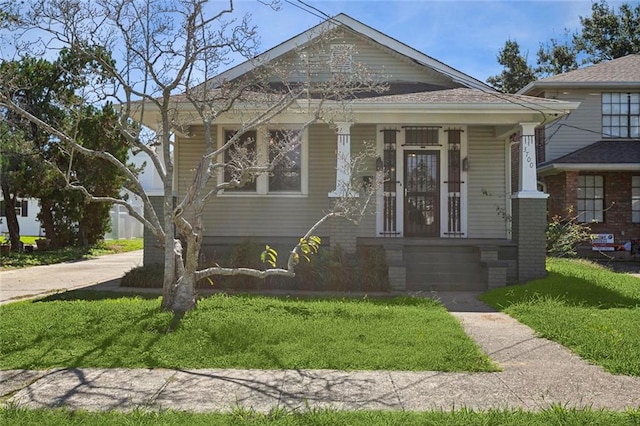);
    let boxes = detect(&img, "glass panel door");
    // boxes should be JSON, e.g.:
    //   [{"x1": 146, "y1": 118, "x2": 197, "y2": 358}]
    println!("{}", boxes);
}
[{"x1": 404, "y1": 151, "x2": 439, "y2": 237}]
